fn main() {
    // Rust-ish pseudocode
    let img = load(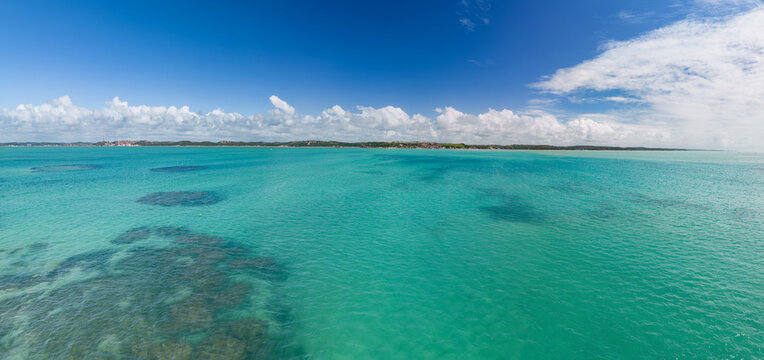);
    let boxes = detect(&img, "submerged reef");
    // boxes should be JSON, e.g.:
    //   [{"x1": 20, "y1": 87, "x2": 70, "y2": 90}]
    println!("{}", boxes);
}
[
  {"x1": 112, "y1": 226, "x2": 152, "y2": 244},
  {"x1": 477, "y1": 188, "x2": 545, "y2": 223},
  {"x1": 28, "y1": 242, "x2": 49, "y2": 250},
  {"x1": 174, "y1": 233, "x2": 226, "y2": 247},
  {"x1": 546, "y1": 181, "x2": 595, "y2": 195},
  {"x1": 156, "y1": 226, "x2": 192, "y2": 237},
  {"x1": 150, "y1": 165, "x2": 208, "y2": 173},
  {"x1": 0, "y1": 227, "x2": 293, "y2": 359},
  {"x1": 29, "y1": 164, "x2": 102, "y2": 172},
  {"x1": 627, "y1": 192, "x2": 709, "y2": 211},
  {"x1": 46, "y1": 248, "x2": 117, "y2": 278},
  {"x1": 0, "y1": 274, "x2": 44, "y2": 291},
  {"x1": 0, "y1": 248, "x2": 118, "y2": 291},
  {"x1": 137, "y1": 191, "x2": 223, "y2": 206},
  {"x1": 376, "y1": 153, "x2": 545, "y2": 185},
  {"x1": 730, "y1": 207, "x2": 760, "y2": 221}
]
